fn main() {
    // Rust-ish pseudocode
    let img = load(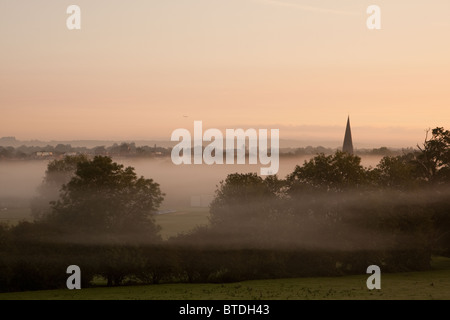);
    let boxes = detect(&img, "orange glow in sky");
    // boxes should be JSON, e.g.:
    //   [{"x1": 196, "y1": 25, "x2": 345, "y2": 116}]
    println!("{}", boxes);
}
[{"x1": 1, "y1": 0, "x2": 449, "y2": 147}]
